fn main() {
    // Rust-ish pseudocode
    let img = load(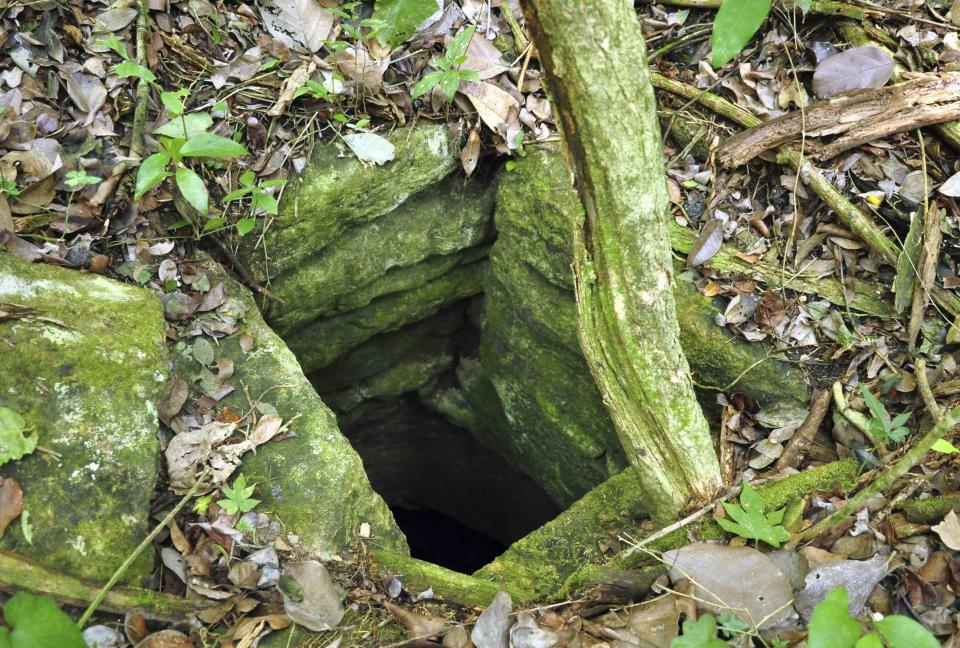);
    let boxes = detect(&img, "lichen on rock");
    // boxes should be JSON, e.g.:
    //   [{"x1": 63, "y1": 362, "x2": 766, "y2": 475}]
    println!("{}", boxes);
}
[{"x1": 0, "y1": 252, "x2": 166, "y2": 583}]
